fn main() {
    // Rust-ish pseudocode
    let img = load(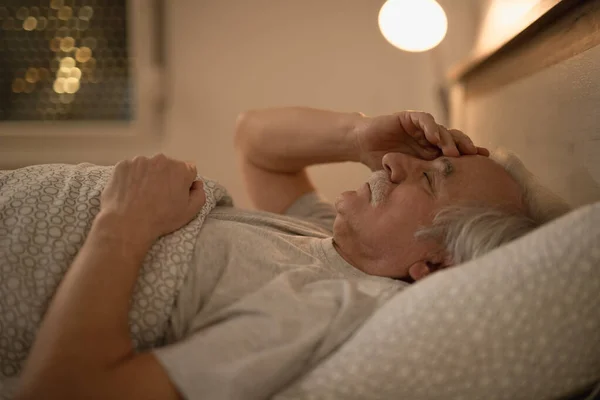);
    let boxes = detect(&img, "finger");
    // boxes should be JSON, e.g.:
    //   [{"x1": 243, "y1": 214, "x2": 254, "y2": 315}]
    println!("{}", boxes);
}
[
  {"x1": 400, "y1": 112, "x2": 440, "y2": 144},
  {"x1": 185, "y1": 162, "x2": 198, "y2": 178},
  {"x1": 412, "y1": 142, "x2": 441, "y2": 160},
  {"x1": 187, "y1": 180, "x2": 206, "y2": 216},
  {"x1": 438, "y1": 126, "x2": 460, "y2": 157},
  {"x1": 131, "y1": 155, "x2": 148, "y2": 175},
  {"x1": 149, "y1": 153, "x2": 166, "y2": 163},
  {"x1": 448, "y1": 128, "x2": 477, "y2": 155},
  {"x1": 414, "y1": 112, "x2": 441, "y2": 145},
  {"x1": 114, "y1": 159, "x2": 130, "y2": 172},
  {"x1": 112, "y1": 159, "x2": 132, "y2": 188},
  {"x1": 477, "y1": 146, "x2": 491, "y2": 157},
  {"x1": 179, "y1": 161, "x2": 197, "y2": 186}
]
